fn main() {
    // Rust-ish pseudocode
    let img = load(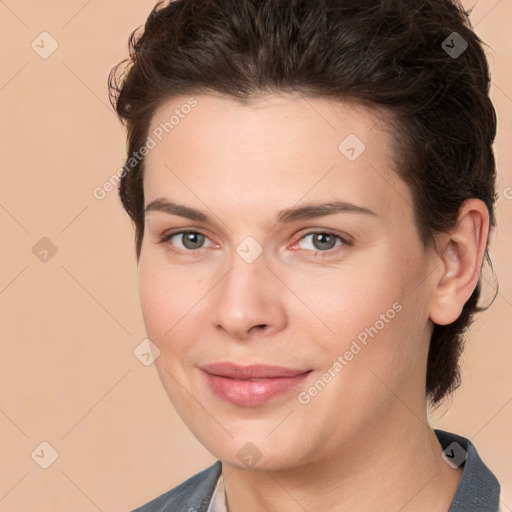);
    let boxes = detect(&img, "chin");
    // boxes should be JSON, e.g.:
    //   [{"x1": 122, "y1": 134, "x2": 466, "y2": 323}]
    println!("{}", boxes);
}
[{"x1": 203, "y1": 434, "x2": 307, "y2": 472}]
